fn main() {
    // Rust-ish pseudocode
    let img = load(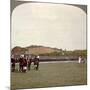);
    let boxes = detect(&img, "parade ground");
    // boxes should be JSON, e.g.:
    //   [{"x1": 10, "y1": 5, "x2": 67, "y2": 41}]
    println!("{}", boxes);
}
[{"x1": 11, "y1": 61, "x2": 87, "y2": 90}]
